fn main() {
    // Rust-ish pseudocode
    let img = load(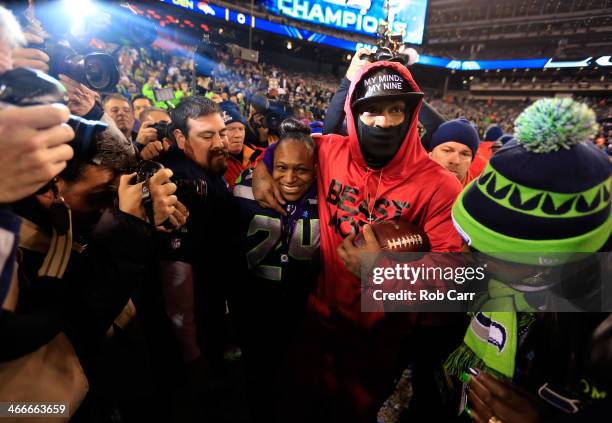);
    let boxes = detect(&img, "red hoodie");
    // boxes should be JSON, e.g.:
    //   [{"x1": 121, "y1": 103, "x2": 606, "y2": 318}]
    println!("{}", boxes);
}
[
  {"x1": 469, "y1": 140, "x2": 495, "y2": 177},
  {"x1": 310, "y1": 61, "x2": 463, "y2": 330}
]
